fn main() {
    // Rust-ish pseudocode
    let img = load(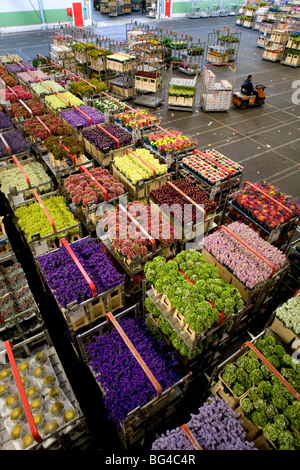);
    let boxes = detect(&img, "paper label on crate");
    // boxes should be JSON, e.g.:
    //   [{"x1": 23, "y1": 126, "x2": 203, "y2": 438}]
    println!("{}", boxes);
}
[
  {"x1": 69, "y1": 305, "x2": 86, "y2": 323},
  {"x1": 210, "y1": 185, "x2": 218, "y2": 200},
  {"x1": 268, "y1": 227, "x2": 281, "y2": 243},
  {"x1": 166, "y1": 155, "x2": 172, "y2": 168},
  {"x1": 34, "y1": 240, "x2": 48, "y2": 257},
  {"x1": 11, "y1": 193, "x2": 24, "y2": 205},
  {"x1": 0, "y1": 341, "x2": 6, "y2": 364}
]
